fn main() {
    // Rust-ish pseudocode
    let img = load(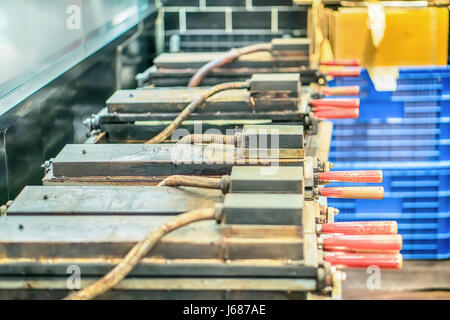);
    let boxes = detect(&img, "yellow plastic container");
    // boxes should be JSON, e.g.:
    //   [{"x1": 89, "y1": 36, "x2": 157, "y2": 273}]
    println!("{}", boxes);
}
[{"x1": 331, "y1": 7, "x2": 449, "y2": 66}]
